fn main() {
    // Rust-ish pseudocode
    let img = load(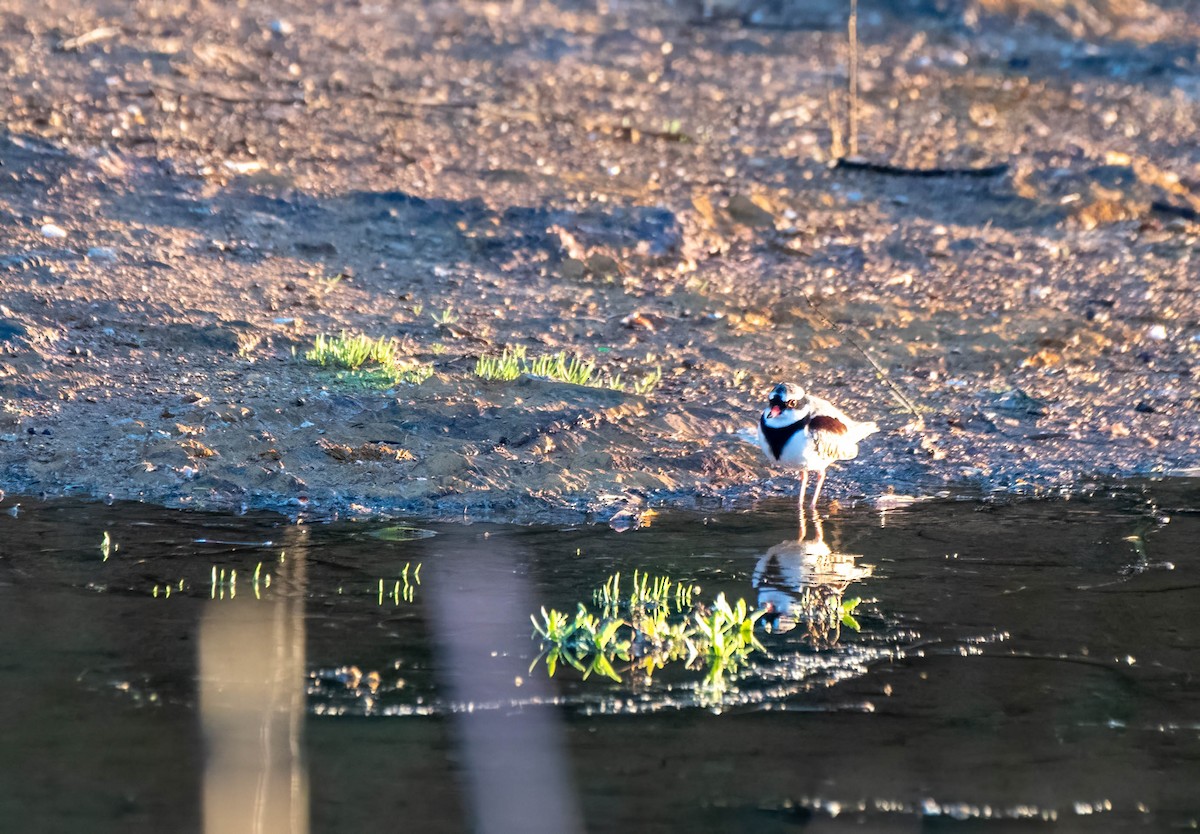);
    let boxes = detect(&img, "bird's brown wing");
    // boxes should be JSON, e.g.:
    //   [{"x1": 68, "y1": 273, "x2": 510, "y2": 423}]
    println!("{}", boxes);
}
[{"x1": 808, "y1": 415, "x2": 860, "y2": 461}]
